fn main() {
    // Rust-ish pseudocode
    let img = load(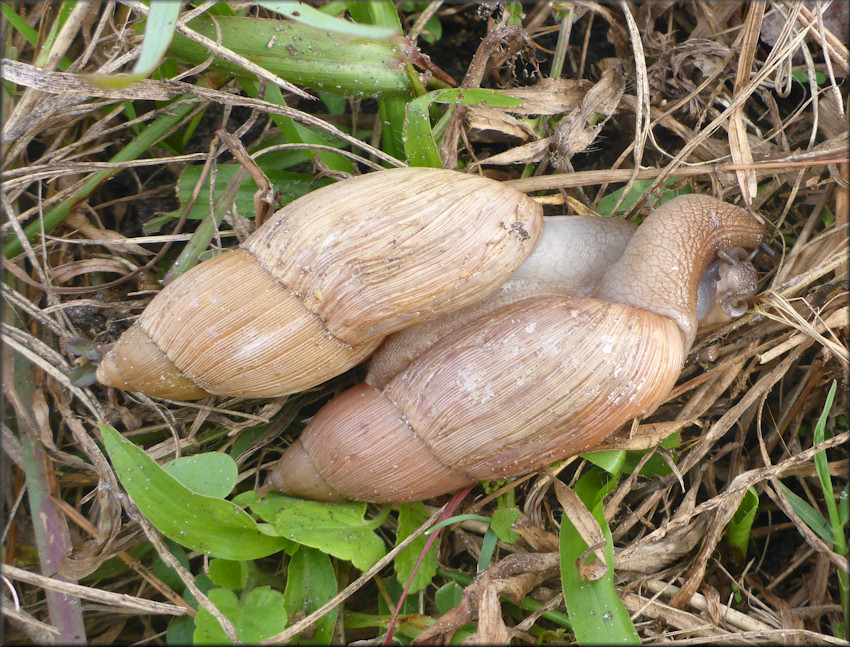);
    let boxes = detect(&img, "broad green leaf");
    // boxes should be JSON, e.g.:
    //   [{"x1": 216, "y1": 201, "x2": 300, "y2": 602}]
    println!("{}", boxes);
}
[
  {"x1": 162, "y1": 453, "x2": 238, "y2": 499},
  {"x1": 403, "y1": 88, "x2": 524, "y2": 167},
  {"x1": 596, "y1": 178, "x2": 691, "y2": 216},
  {"x1": 151, "y1": 539, "x2": 191, "y2": 593},
  {"x1": 166, "y1": 615, "x2": 195, "y2": 646},
  {"x1": 582, "y1": 450, "x2": 626, "y2": 476},
  {"x1": 168, "y1": 14, "x2": 412, "y2": 98},
  {"x1": 435, "y1": 581, "x2": 463, "y2": 614},
  {"x1": 490, "y1": 506, "x2": 521, "y2": 544},
  {"x1": 208, "y1": 559, "x2": 248, "y2": 590},
  {"x1": 182, "y1": 572, "x2": 215, "y2": 610},
  {"x1": 395, "y1": 502, "x2": 438, "y2": 594},
  {"x1": 193, "y1": 587, "x2": 288, "y2": 644},
  {"x1": 258, "y1": 1, "x2": 399, "y2": 38},
  {"x1": 99, "y1": 424, "x2": 288, "y2": 560},
  {"x1": 560, "y1": 468, "x2": 639, "y2": 645},
  {"x1": 283, "y1": 547, "x2": 338, "y2": 644},
  {"x1": 621, "y1": 431, "x2": 681, "y2": 478},
  {"x1": 728, "y1": 487, "x2": 759, "y2": 561},
  {"x1": 250, "y1": 493, "x2": 387, "y2": 571}
]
